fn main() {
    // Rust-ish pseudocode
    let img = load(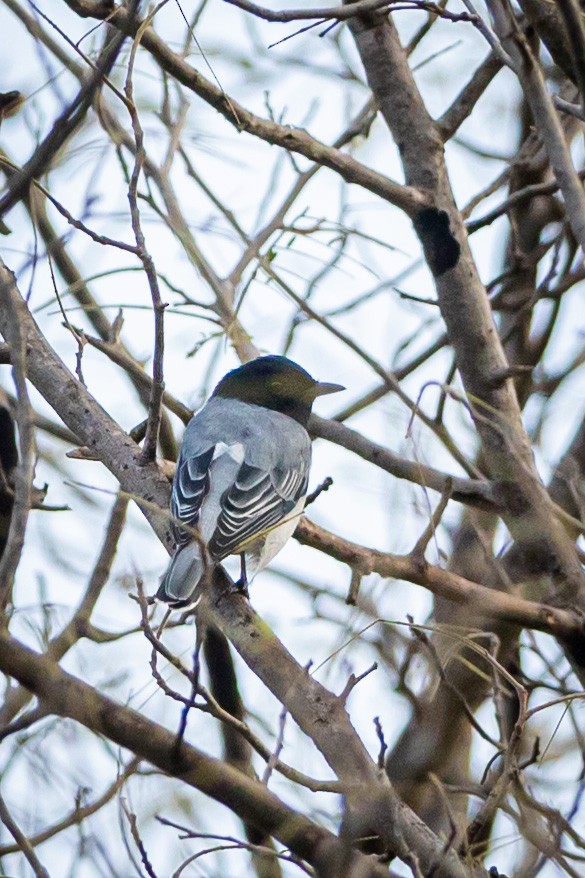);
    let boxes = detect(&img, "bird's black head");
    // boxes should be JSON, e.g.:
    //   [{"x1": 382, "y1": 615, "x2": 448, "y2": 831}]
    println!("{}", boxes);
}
[{"x1": 212, "y1": 355, "x2": 344, "y2": 426}]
